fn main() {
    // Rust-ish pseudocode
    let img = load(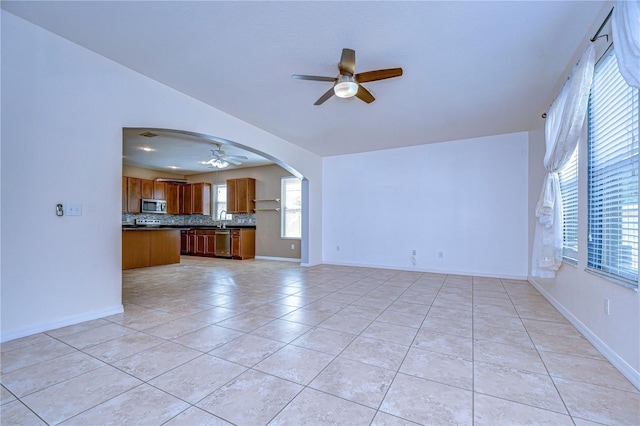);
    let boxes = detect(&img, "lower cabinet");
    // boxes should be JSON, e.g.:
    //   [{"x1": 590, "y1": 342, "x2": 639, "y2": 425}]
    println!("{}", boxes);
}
[
  {"x1": 180, "y1": 228, "x2": 254, "y2": 259},
  {"x1": 232, "y1": 229, "x2": 256, "y2": 260}
]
